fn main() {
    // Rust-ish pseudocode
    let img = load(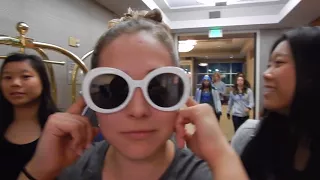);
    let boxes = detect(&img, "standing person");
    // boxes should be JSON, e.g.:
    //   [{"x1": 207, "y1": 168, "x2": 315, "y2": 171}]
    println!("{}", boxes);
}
[
  {"x1": 227, "y1": 75, "x2": 254, "y2": 132},
  {"x1": 0, "y1": 53, "x2": 59, "y2": 180},
  {"x1": 212, "y1": 72, "x2": 226, "y2": 104},
  {"x1": 195, "y1": 75, "x2": 222, "y2": 120},
  {"x1": 232, "y1": 27, "x2": 320, "y2": 180},
  {"x1": 18, "y1": 9, "x2": 248, "y2": 180}
]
